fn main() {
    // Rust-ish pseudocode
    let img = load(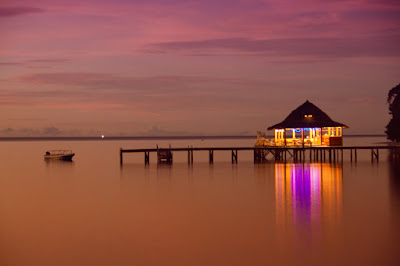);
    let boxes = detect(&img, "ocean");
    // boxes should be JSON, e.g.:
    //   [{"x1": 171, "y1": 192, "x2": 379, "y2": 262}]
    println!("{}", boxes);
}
[{"x1": 1, "y1": 136, "x2": 399, "y2": 265}]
